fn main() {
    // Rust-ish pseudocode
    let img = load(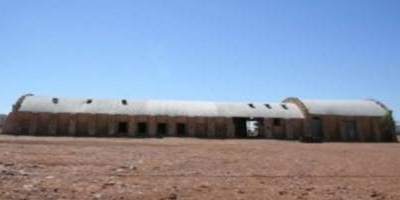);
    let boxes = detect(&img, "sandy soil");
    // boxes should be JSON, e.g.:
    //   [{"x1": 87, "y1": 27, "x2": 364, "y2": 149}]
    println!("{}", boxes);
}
[{"x1": 1, "y1": 135, "x2": 400, "y2": 200}]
